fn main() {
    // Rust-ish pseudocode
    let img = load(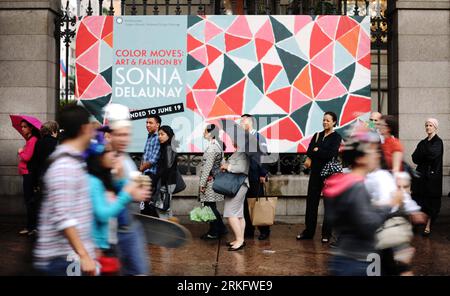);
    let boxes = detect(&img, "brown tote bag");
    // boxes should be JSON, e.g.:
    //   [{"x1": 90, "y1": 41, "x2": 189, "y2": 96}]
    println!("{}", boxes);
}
[{"x1": 248, "y1": 185, "x2": 278, "y2": 226}]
